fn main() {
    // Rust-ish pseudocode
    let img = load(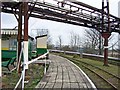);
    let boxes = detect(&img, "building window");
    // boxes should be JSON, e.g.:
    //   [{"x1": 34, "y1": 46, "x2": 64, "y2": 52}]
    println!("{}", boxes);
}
[{"x1": 9, "y1": 39, "x2": 17, "y2": 50}]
